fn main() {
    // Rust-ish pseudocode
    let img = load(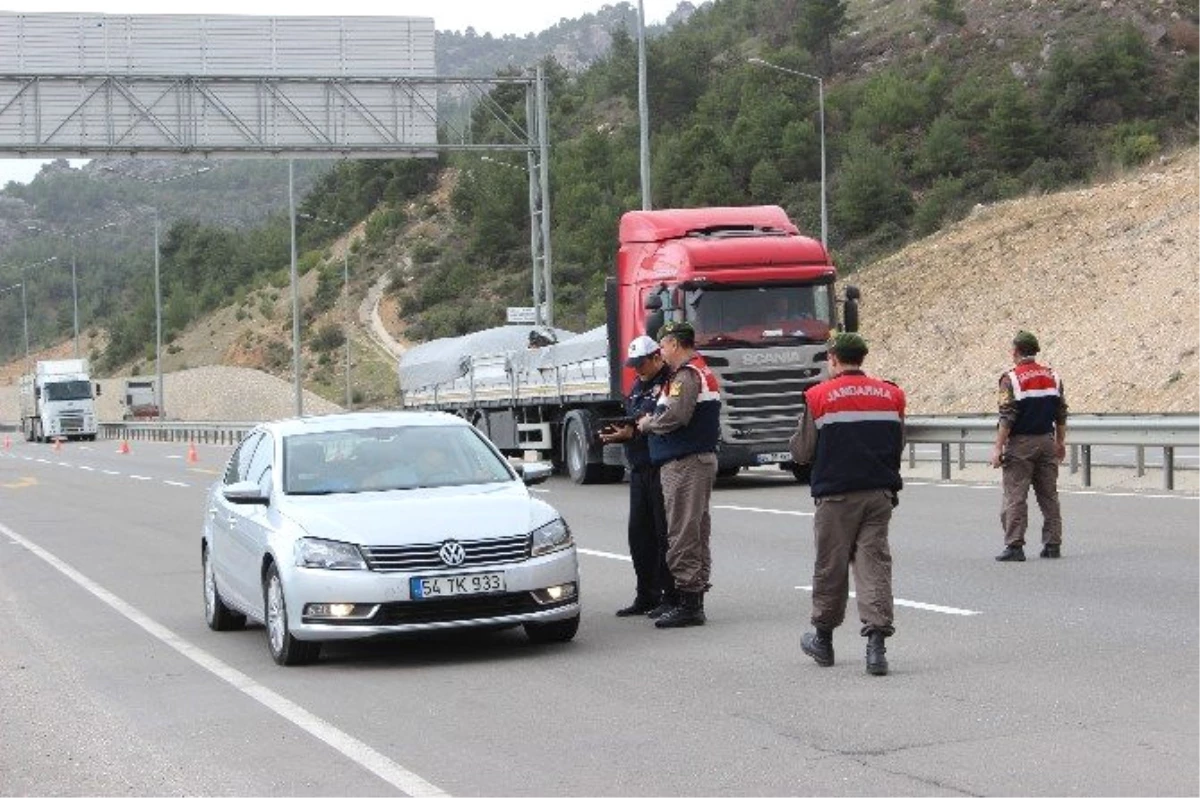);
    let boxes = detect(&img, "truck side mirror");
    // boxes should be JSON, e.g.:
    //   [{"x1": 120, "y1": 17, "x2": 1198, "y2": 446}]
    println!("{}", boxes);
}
[
  {"x1": 644, "y1": 294, "x2": 664, "y2": 340},
  {"x1": 94, "y1": 383, "x2": 102, "y2": 397},
  {"x1": 841, "y1": 285, "x2": 860, "y2": 333},
  {"x1": 34, "y1": 386, "x2": 40, "y2": 399}
]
